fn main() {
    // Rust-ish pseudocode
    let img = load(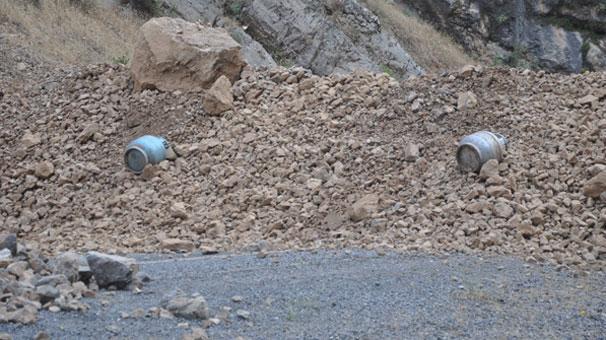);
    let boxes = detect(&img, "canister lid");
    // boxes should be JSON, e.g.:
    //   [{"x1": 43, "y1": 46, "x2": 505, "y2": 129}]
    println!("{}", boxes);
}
[
  {"x1": 456, "y1": 144, "x2": 481, "y2": 173},
  {"x1": 124, "y1": 147, "x2": 148, "y2": 173}
]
